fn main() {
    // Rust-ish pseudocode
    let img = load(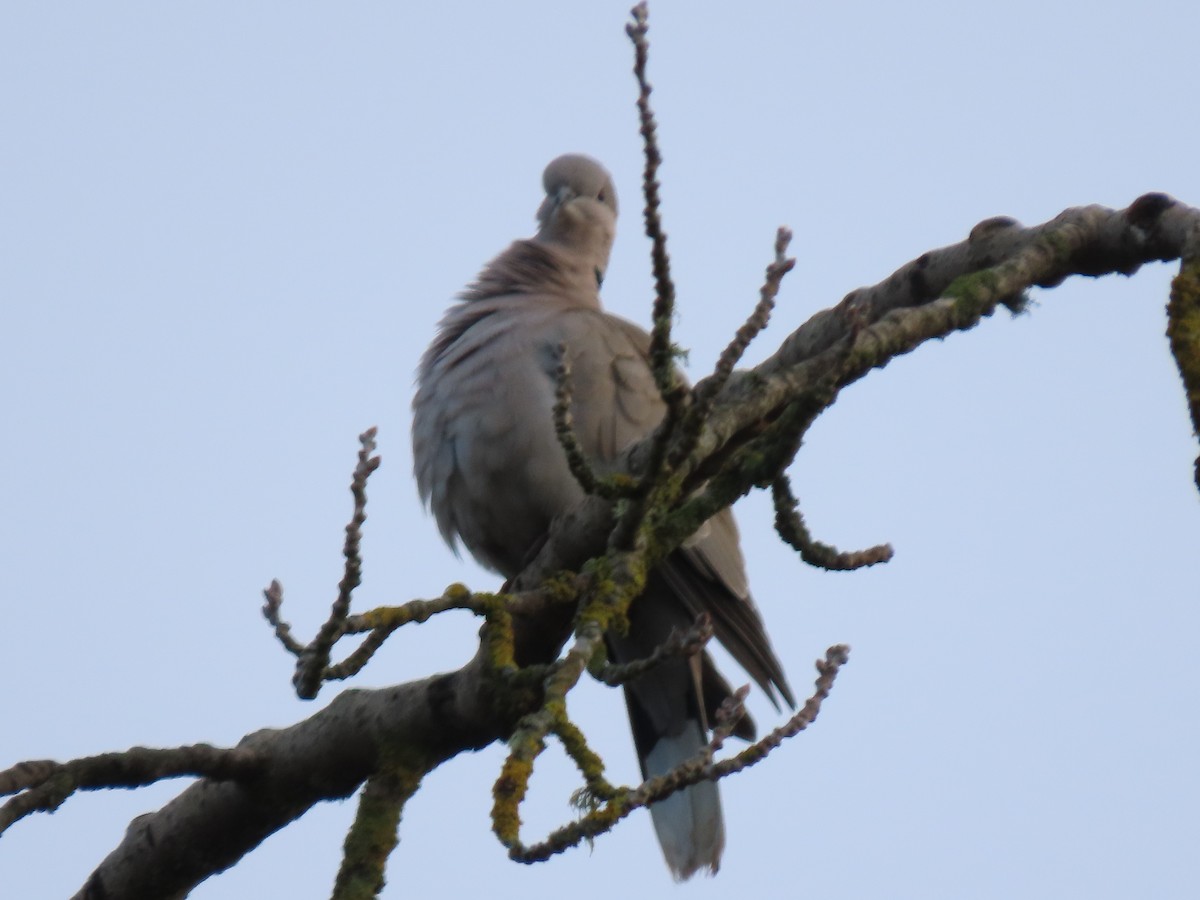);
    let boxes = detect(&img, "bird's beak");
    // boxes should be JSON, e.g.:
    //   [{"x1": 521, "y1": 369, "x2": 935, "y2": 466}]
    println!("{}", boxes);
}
[{"x1": 537, "y1": 186, "x2": 577, "y2": 227}]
